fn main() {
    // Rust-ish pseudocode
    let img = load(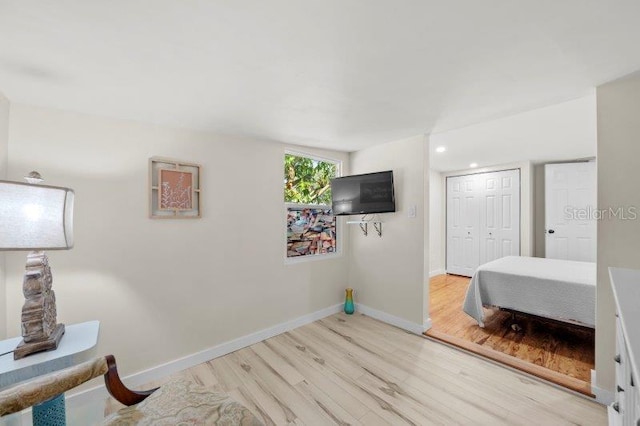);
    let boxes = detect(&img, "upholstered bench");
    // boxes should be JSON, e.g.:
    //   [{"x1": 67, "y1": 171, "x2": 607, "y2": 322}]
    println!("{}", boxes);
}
[
  {"x1": 103, "y1": 376, "x2": 260, "y2": 425},
  {"x1": 0, "y1": 355, "x2": 262, "y2": 425}
]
